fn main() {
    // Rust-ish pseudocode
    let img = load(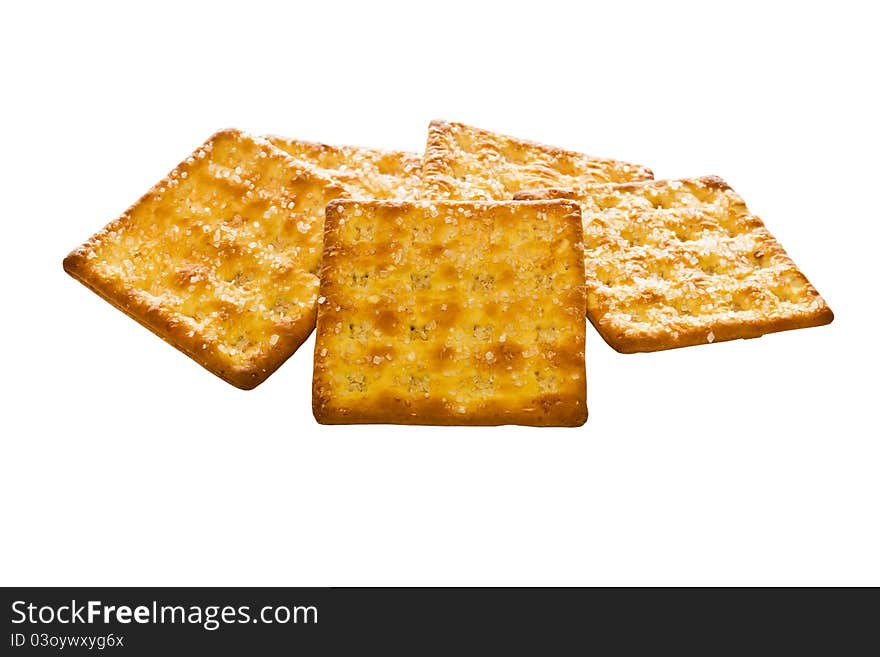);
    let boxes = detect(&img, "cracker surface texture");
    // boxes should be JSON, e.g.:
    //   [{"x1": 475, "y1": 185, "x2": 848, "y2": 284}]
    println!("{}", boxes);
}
[
  {"x1": 64, "y1": 129, "x2": 345, "y2": 388},
  {"x1": 422, "y1": 120, "x2": 653, "y2": 200},
  {"x1": 267, "y1": 135, "x2": 423, "y2": 200},
  {"x1": 313, "y1": 200, "x2": 588, "y2": 426},
  {"x1": 516, "y1": 177, "x2": 833, "y2": 352}
]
